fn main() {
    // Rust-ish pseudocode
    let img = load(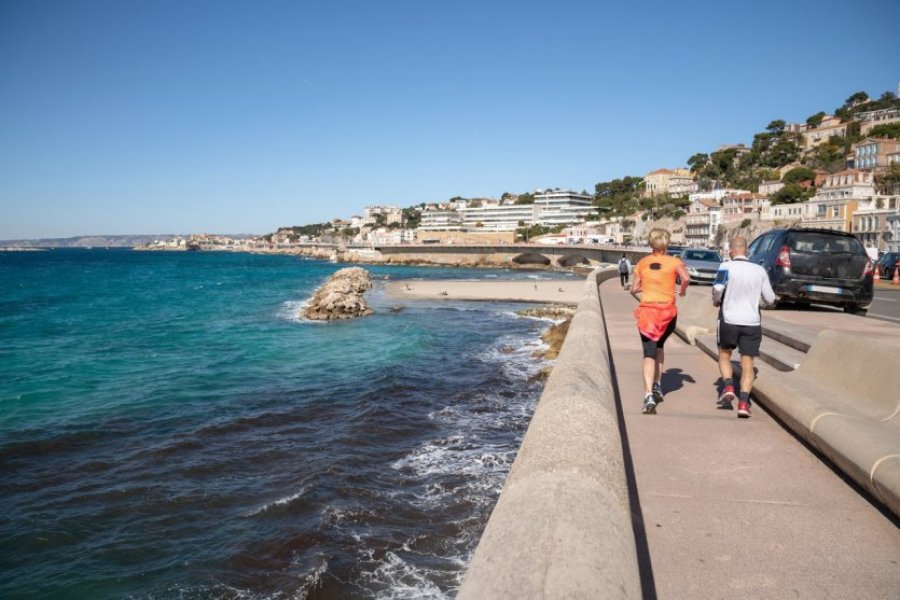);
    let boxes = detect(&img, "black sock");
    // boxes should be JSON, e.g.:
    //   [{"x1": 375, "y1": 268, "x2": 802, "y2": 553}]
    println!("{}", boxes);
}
[
  {"x1": 724, "y1": 378, "x2": 734, "y2": 389},
  {"x1": 740, "y1": 391, "x2": 750, "y2": 405}
]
